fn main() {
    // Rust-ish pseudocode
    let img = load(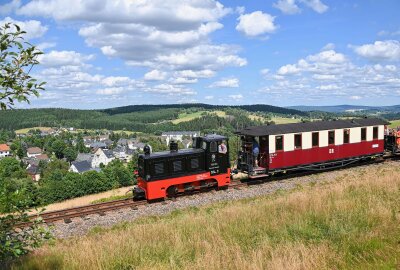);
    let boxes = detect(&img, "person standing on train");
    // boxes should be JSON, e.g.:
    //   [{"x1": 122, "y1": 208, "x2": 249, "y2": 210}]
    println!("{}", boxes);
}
[{"x1": 252, "y1": 138, "x2": 259, "y2": 167}]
